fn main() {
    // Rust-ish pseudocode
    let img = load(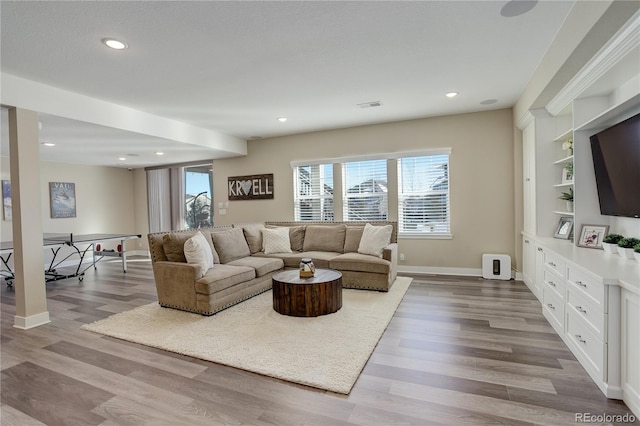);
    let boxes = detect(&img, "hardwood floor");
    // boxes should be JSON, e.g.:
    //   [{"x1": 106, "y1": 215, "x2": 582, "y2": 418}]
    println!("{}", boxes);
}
[{"x1": 1, "y1": 259, "x2": 637, "y2": 425}]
